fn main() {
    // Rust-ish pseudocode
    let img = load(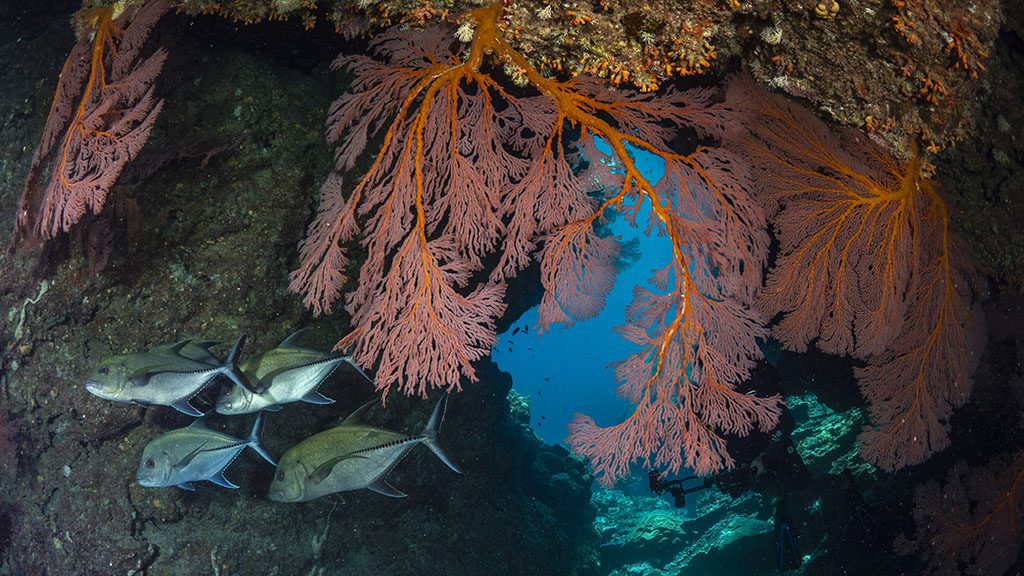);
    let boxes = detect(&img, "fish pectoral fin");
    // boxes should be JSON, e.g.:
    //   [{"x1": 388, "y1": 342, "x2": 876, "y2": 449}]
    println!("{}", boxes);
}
[
  {"x1": 259, "y1": 357, "x2": 337, "y2": 392},
  {"x1": 208, "y1": 471, "x2": 239, "y2": 489},
  {"x1": 308, "y1": 454, "x2": 368, "y2": 485},
  {"x1": 128, "y1": 364, "x2": 165, "y2": 383},
  {"x1": 177, "y1": 482, "x2": 196, "y2": 491},
  {"x1": 263, "y1": 404, "x2": 283, "y2": 412},
  {"x1": 279, "y1": 328, "x2": 312, "y2": 349},
  {"x1": 172, "y1": 398, "x2": 205, "y2": 417},
  {"x1": 367, "y1": 478, "x2": 406, "y2": 498},
  {"x1": 174, "y1": 442, "x2": 211, "y2": 471},
  {"x1": 300, "y1": 390, "x2": 335, "y2": 405}
]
